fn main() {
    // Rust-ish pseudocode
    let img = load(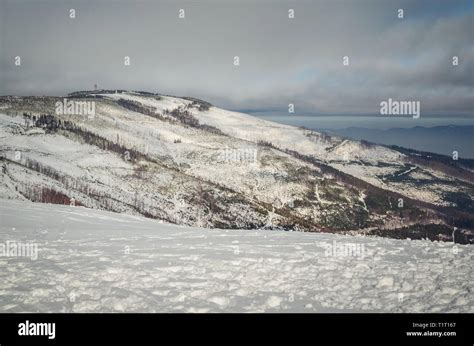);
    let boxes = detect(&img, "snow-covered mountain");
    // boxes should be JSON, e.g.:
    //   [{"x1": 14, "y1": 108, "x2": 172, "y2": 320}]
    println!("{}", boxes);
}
[{"x1": 1, "y1": 90, "x2": 473, "y2": 243}]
